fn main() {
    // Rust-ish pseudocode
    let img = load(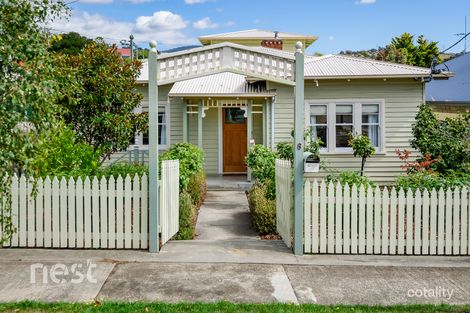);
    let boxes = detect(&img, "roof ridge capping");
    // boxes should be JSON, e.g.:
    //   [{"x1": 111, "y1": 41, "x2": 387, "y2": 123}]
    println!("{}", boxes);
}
[{"x1": 199, "y1": 28, "x2": 317, "y2": 39}]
